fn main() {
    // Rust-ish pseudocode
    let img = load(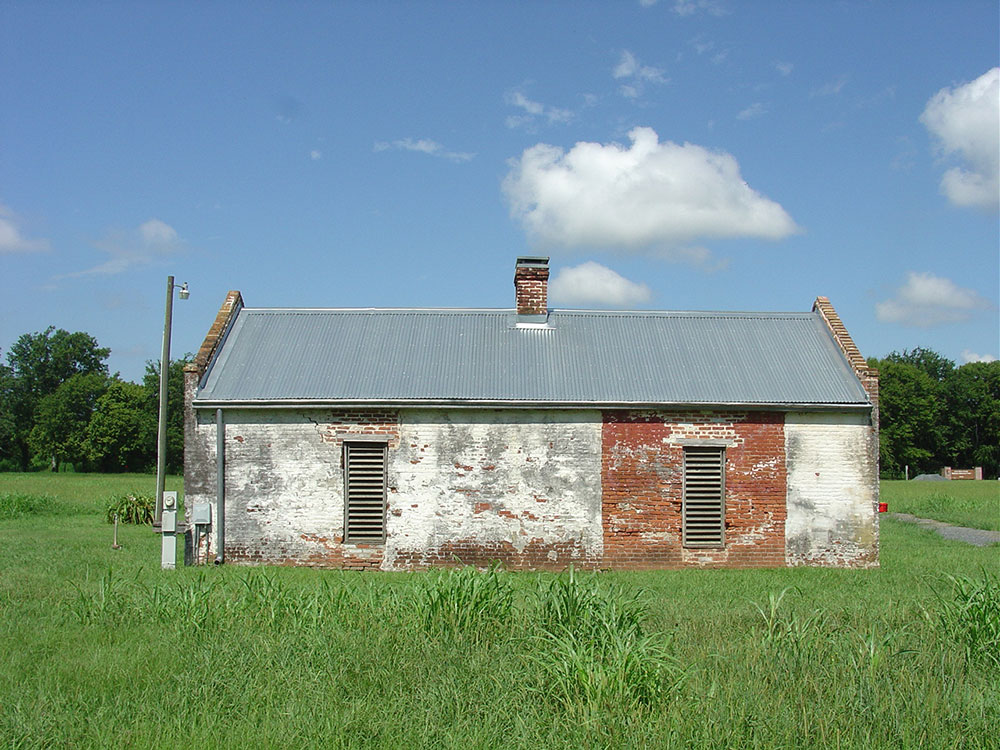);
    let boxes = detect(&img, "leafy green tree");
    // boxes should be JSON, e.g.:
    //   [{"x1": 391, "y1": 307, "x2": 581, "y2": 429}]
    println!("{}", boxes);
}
[
  {"x1": 872, "y1": 349, "x2": 999, "y2": 479},
  {"x1": 3, "y1": 328, "x2": 110, "y2": 470},
  {"x1": 28, "y1": 372, "x2": 109, "y2": 471},
  {"x1": 7, "y1": 327, "x2": 110, "y2": 397},
  {"x1": 142, "y1": 356, "x2": 191, "y2": 475},
  {"x1": 872, "y1": 357, "x2": 943, "y2": 478},
  {"x1": 0, "y1": 356, "x2": 17, "y2": 470},
  {"x1": 943, "y1": 361, "x2": 1000, "y2": 477},
  {"x1": 86, "y1": 380, "x2": 155, "y2": 472},
  {"x1": 885, "y1": 347, "x2": 955, "y2": 383}
]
